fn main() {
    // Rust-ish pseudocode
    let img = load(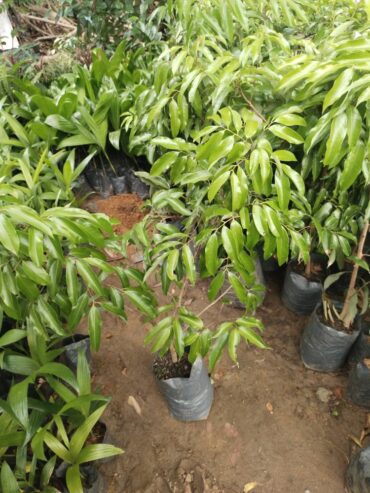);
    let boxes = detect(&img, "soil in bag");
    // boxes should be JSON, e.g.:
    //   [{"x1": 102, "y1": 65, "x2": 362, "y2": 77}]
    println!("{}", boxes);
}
[{"x1": 154, "y1": 353, "x2": 213, "y2": 422}]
